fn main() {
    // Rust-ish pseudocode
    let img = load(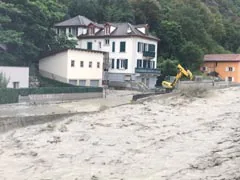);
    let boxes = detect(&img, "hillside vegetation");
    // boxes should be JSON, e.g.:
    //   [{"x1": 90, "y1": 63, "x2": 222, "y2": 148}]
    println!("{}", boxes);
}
[{"x1": 1, "y1": 0, "x2": 240, "y2": 73}]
